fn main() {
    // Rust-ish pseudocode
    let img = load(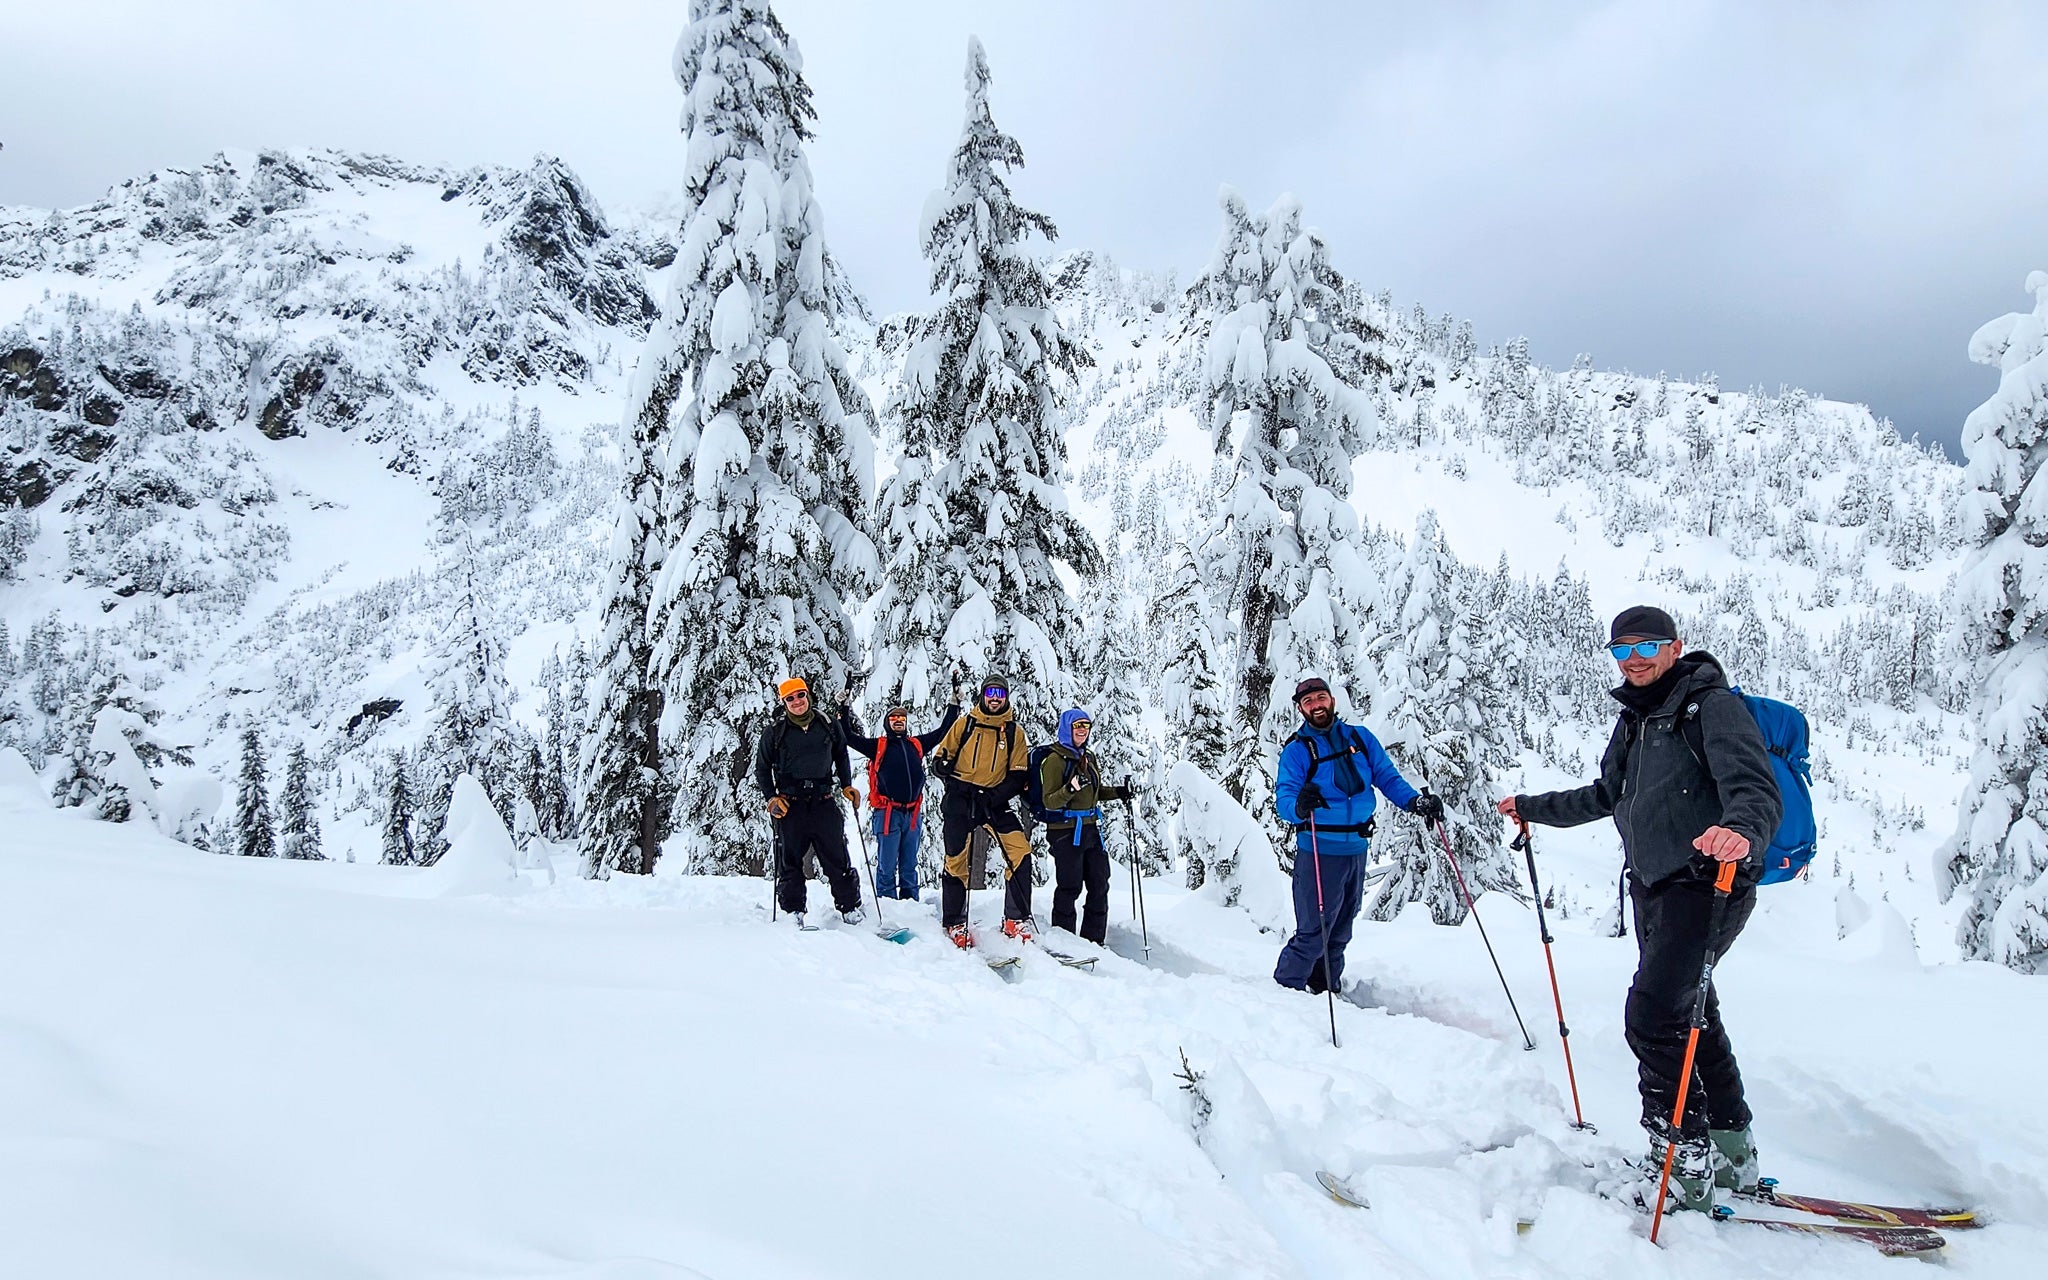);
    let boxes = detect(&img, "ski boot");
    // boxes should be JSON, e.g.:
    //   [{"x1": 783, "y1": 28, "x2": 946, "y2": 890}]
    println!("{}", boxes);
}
[
  {"x1": 1646, "y1": 1127, "x2": 1717, "y2": 1215},
  {"x1": 1710, "y1": 1126, "x2": 1761, "y2": 1194},
  {"x1": 947, "y1": 923, "x2": 974, "y2": 950},
  {"x1": 839, "y1": 906, "x2": 867, "y2": 926},
  {"x1": 1001, "y1": 917, "x2": 1036, "y2": 942}
]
